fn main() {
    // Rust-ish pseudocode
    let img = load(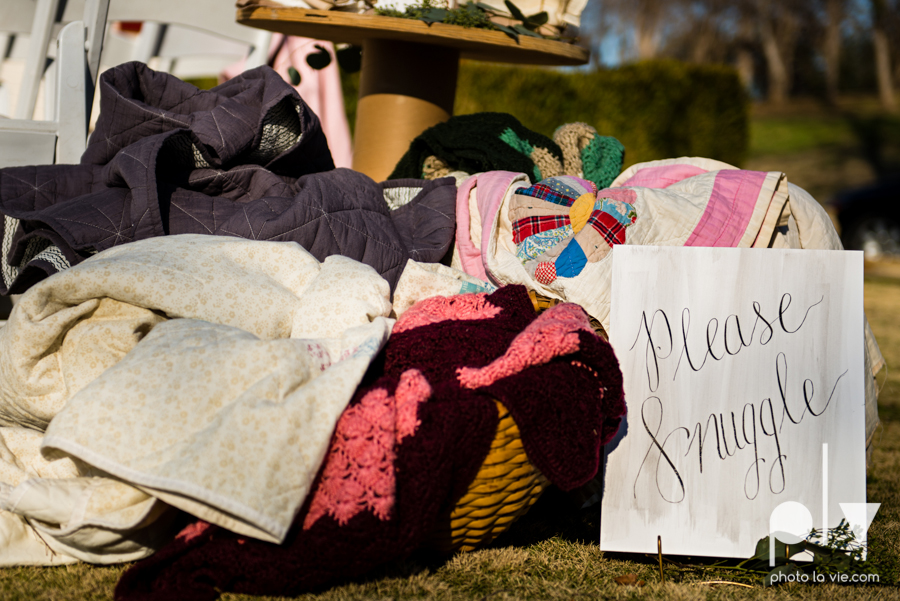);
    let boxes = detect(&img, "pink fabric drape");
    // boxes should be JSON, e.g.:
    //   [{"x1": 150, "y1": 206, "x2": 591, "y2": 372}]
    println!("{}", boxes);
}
[
  {"x1": 222, "y1": 34, "x2": 353, "y2": 169},
  {"x1": 455, "y1": 171, "x2": 523, "y2": 281},
  {"x1": 619, "y1": 163, "x2": 770, "y2": 248}
]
